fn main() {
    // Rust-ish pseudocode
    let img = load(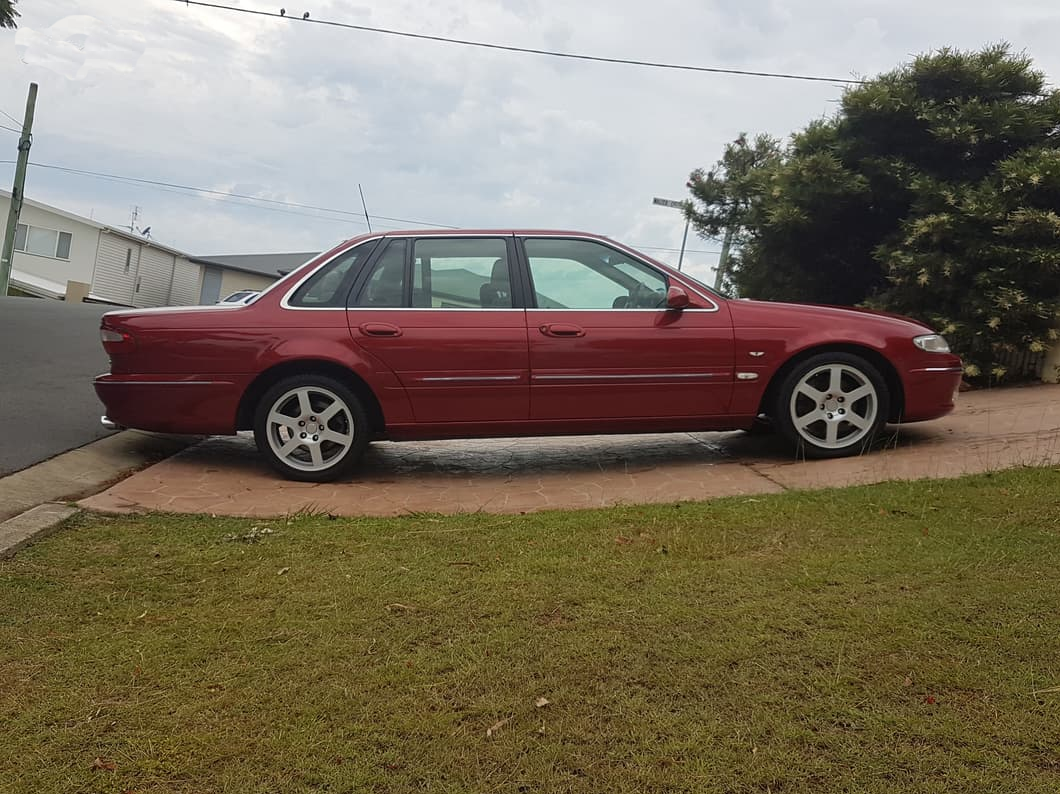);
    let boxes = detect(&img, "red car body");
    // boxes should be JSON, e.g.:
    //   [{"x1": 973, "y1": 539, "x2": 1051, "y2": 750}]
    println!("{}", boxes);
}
[{"x1": 95, "y1": 230, "x2": 962, "y2": 479}]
